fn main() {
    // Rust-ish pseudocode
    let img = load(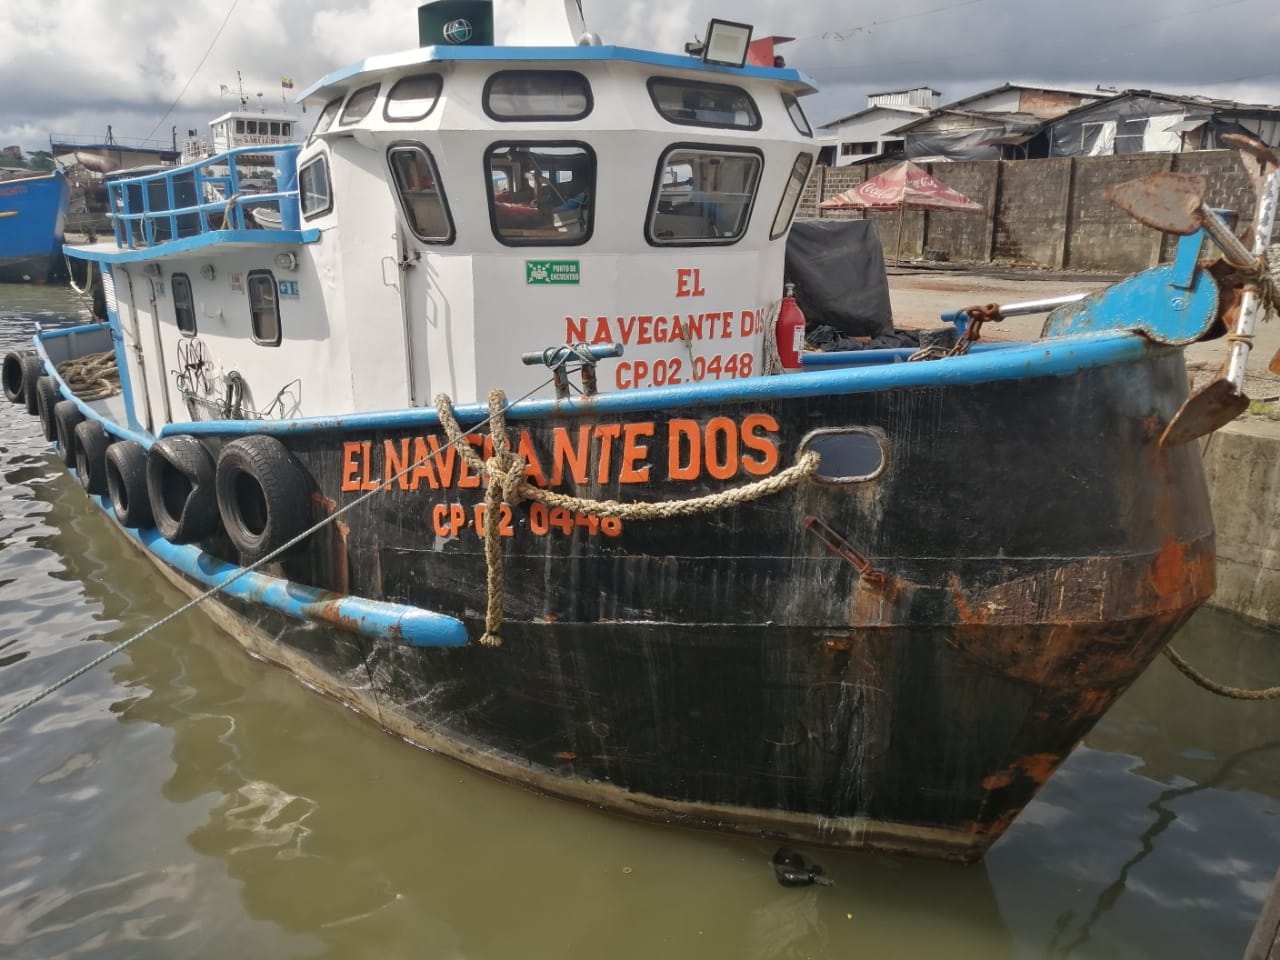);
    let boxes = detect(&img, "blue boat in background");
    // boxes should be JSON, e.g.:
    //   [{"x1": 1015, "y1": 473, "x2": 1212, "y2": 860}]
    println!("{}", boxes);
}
[{"x1": 0, "y1": 171, "x2": 69, "y2": 283}]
